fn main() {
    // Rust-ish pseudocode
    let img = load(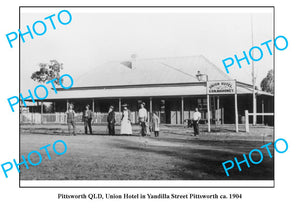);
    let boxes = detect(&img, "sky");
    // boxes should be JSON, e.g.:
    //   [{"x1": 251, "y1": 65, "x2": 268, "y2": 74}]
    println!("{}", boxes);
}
[{"x1": 20, "y1": 7, "x2": 273, "y2": 91}]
